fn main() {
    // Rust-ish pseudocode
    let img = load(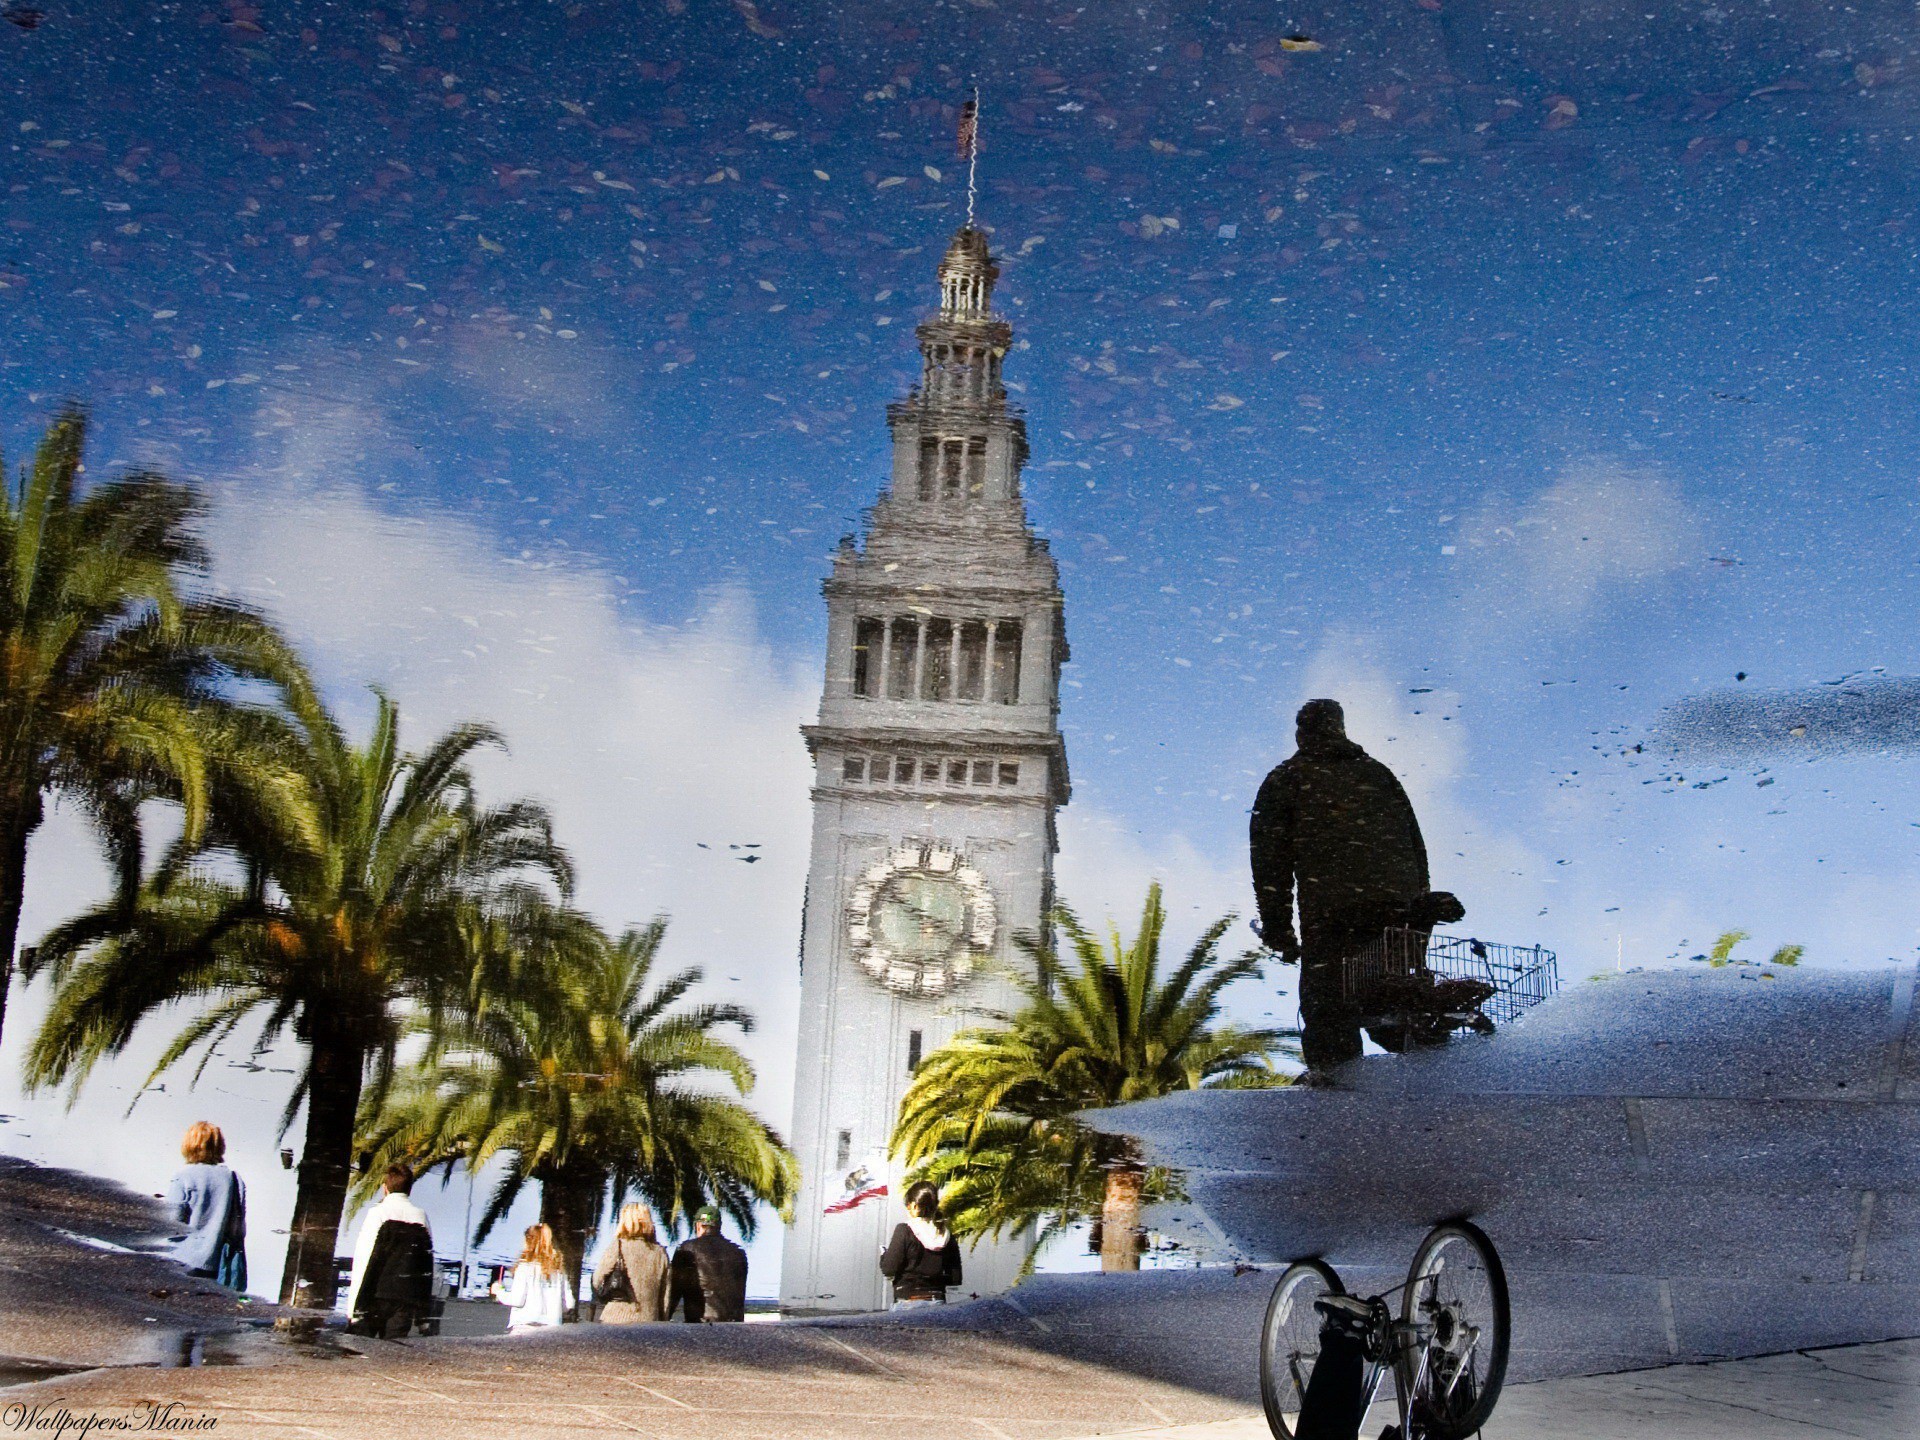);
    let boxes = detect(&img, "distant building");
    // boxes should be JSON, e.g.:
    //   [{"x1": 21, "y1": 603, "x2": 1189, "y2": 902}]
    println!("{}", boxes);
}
[{"x1": 780, "y1": 224, "x2": 1070, "y2": 1314}]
